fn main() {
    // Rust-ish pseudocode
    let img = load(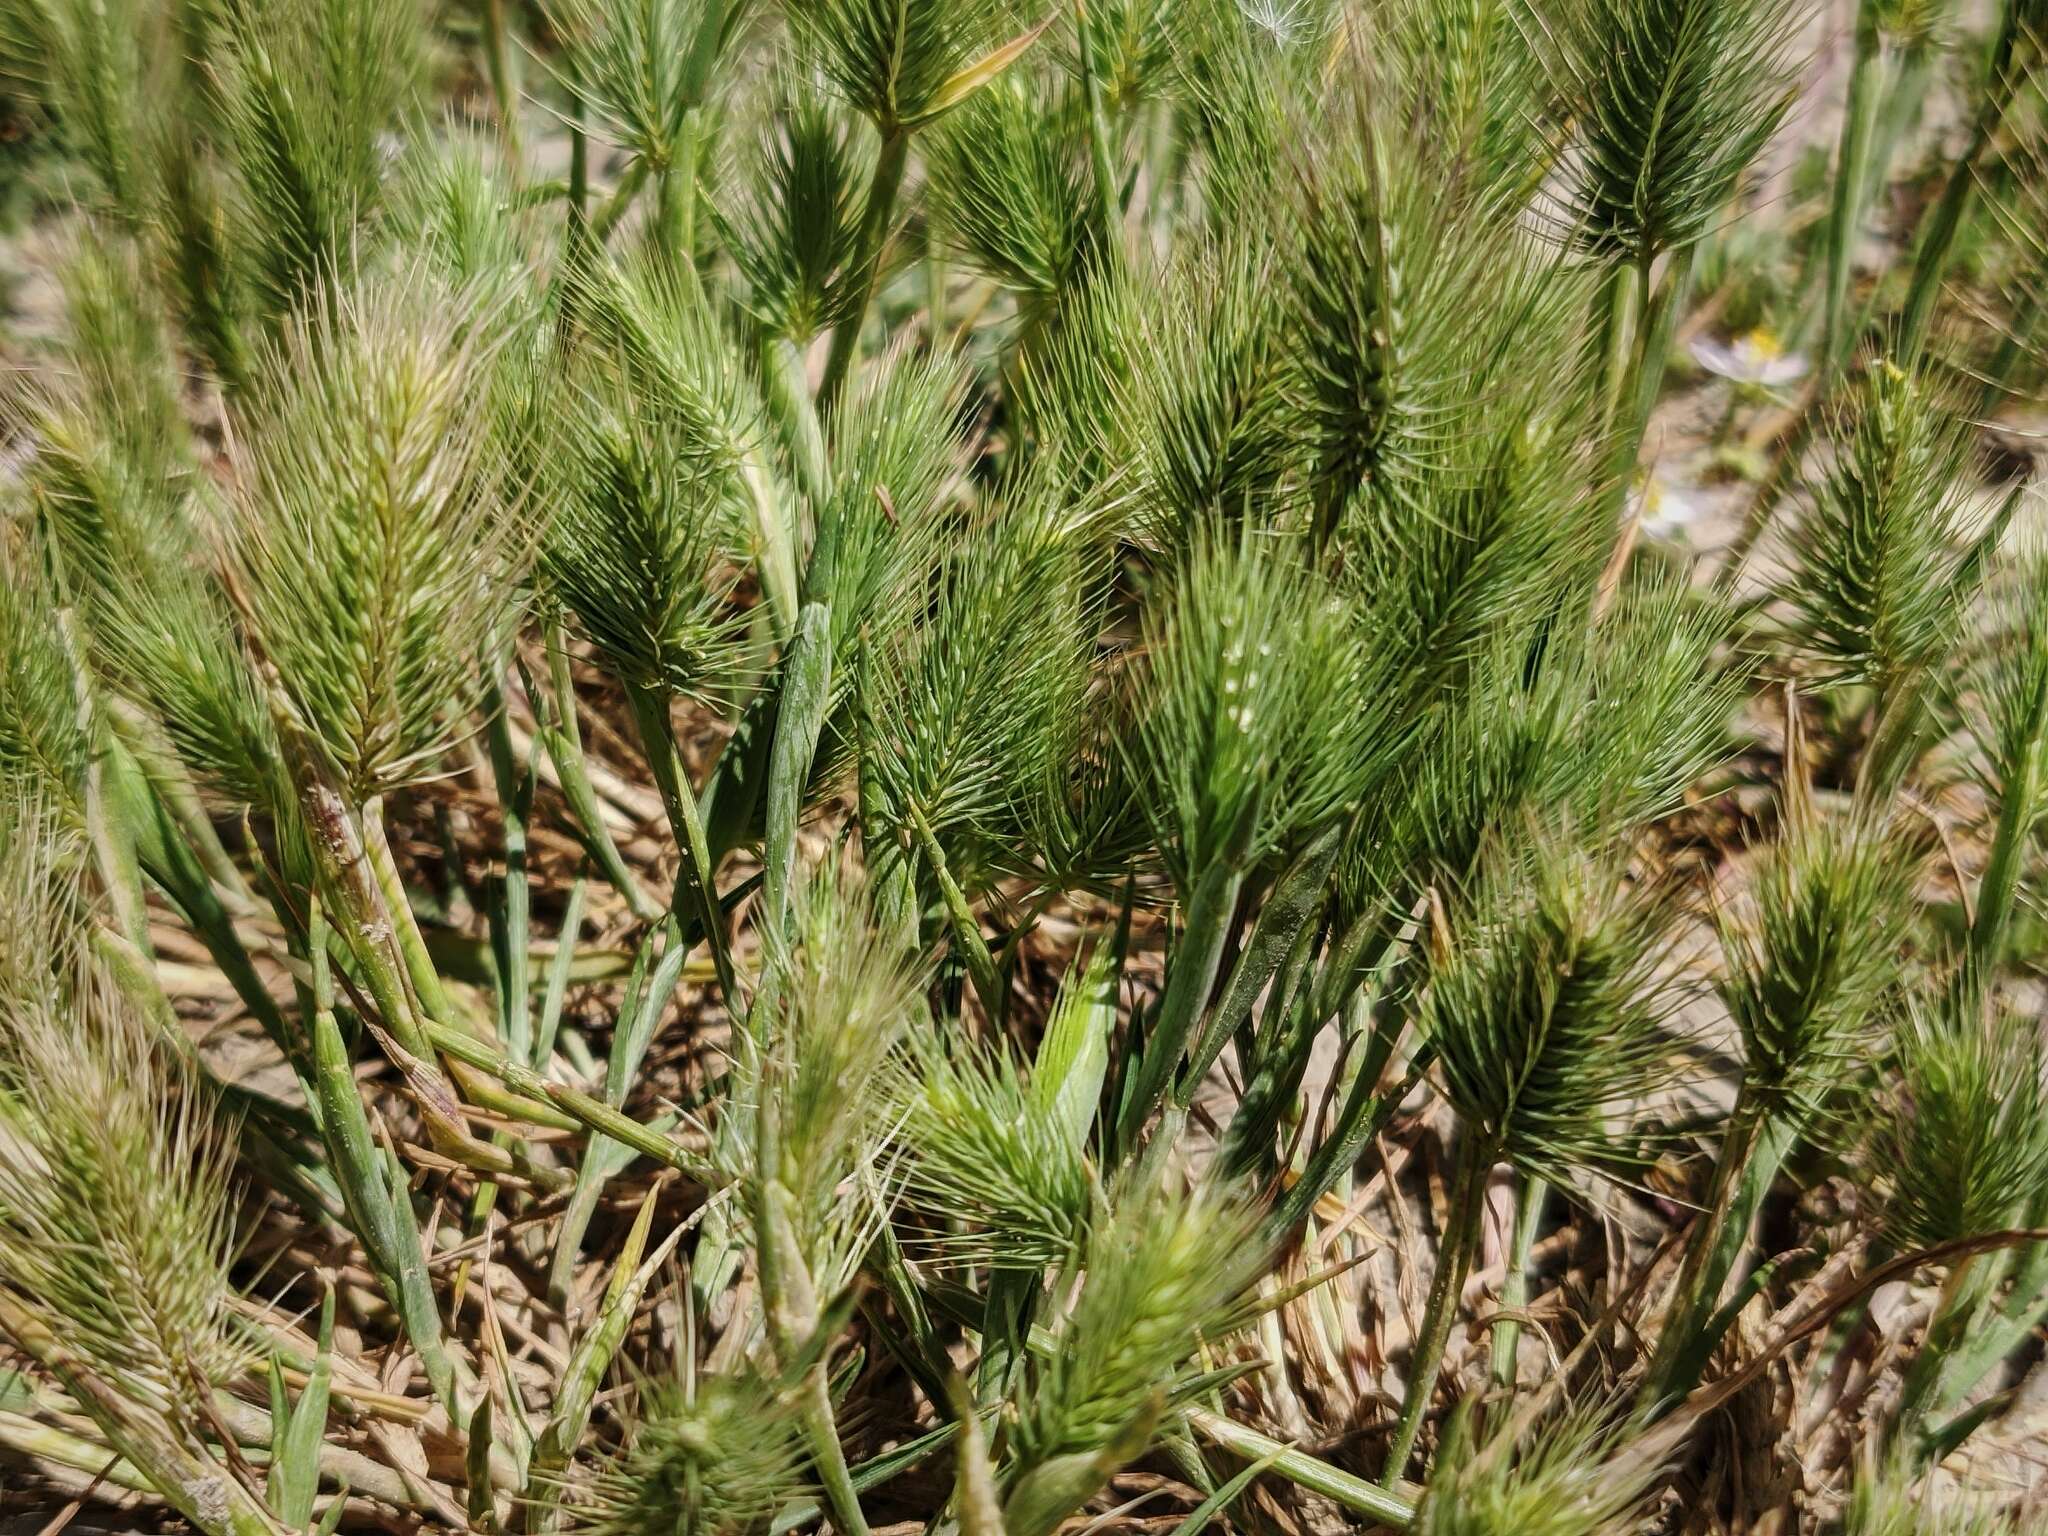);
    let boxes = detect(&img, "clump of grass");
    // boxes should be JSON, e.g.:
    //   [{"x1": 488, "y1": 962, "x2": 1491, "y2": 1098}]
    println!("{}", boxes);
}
[
  {"x1": 1415, "y1": 1406, "x2": 1661, "y2": 1536},
  {"x1": 5, "y1": 0, "x2": 2048, "y2": 1529},
  {"x1": 569, "y1": 1373, "x2": 809, "y2": 1536},
  {"x1": 221, "y1": 270, "x2": 525, "y2": 801},
  {"x1": 0, "y1": 803, "x2": 268, "y2": 1534},
  {"x1": 1002, "y1": 1182, "x2": 1262, "y2": 1536}
]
